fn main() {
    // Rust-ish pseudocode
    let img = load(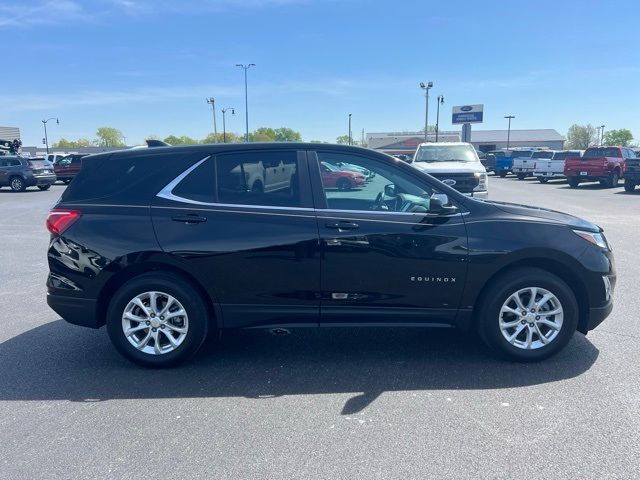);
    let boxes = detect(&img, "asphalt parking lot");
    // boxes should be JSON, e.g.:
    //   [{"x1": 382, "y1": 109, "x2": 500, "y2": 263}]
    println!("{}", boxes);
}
[{"x1": 1, "y1": 176, "x2": 639, "y2": 479}]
